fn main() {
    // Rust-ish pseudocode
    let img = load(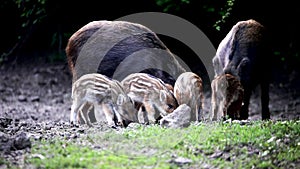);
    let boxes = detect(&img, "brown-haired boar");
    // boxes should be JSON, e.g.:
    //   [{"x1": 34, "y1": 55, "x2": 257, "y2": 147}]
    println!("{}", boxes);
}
[{"x1": 212, "y1": 19, "x2": 270, "y2": 120}]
